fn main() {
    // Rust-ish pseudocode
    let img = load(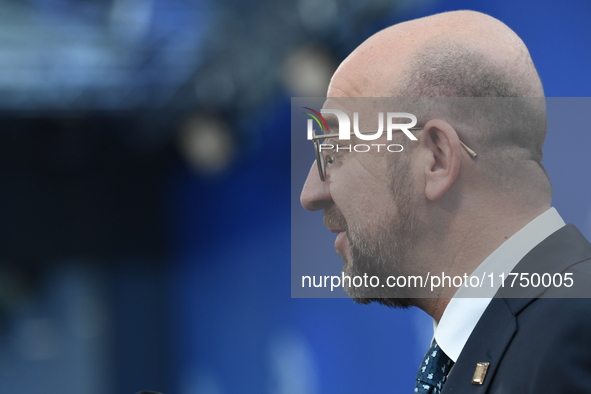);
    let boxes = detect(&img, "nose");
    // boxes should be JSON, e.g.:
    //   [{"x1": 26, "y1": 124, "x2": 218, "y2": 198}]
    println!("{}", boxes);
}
[{"x1": 300, "y1": 160, "x2": 333, "y2": 211}]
